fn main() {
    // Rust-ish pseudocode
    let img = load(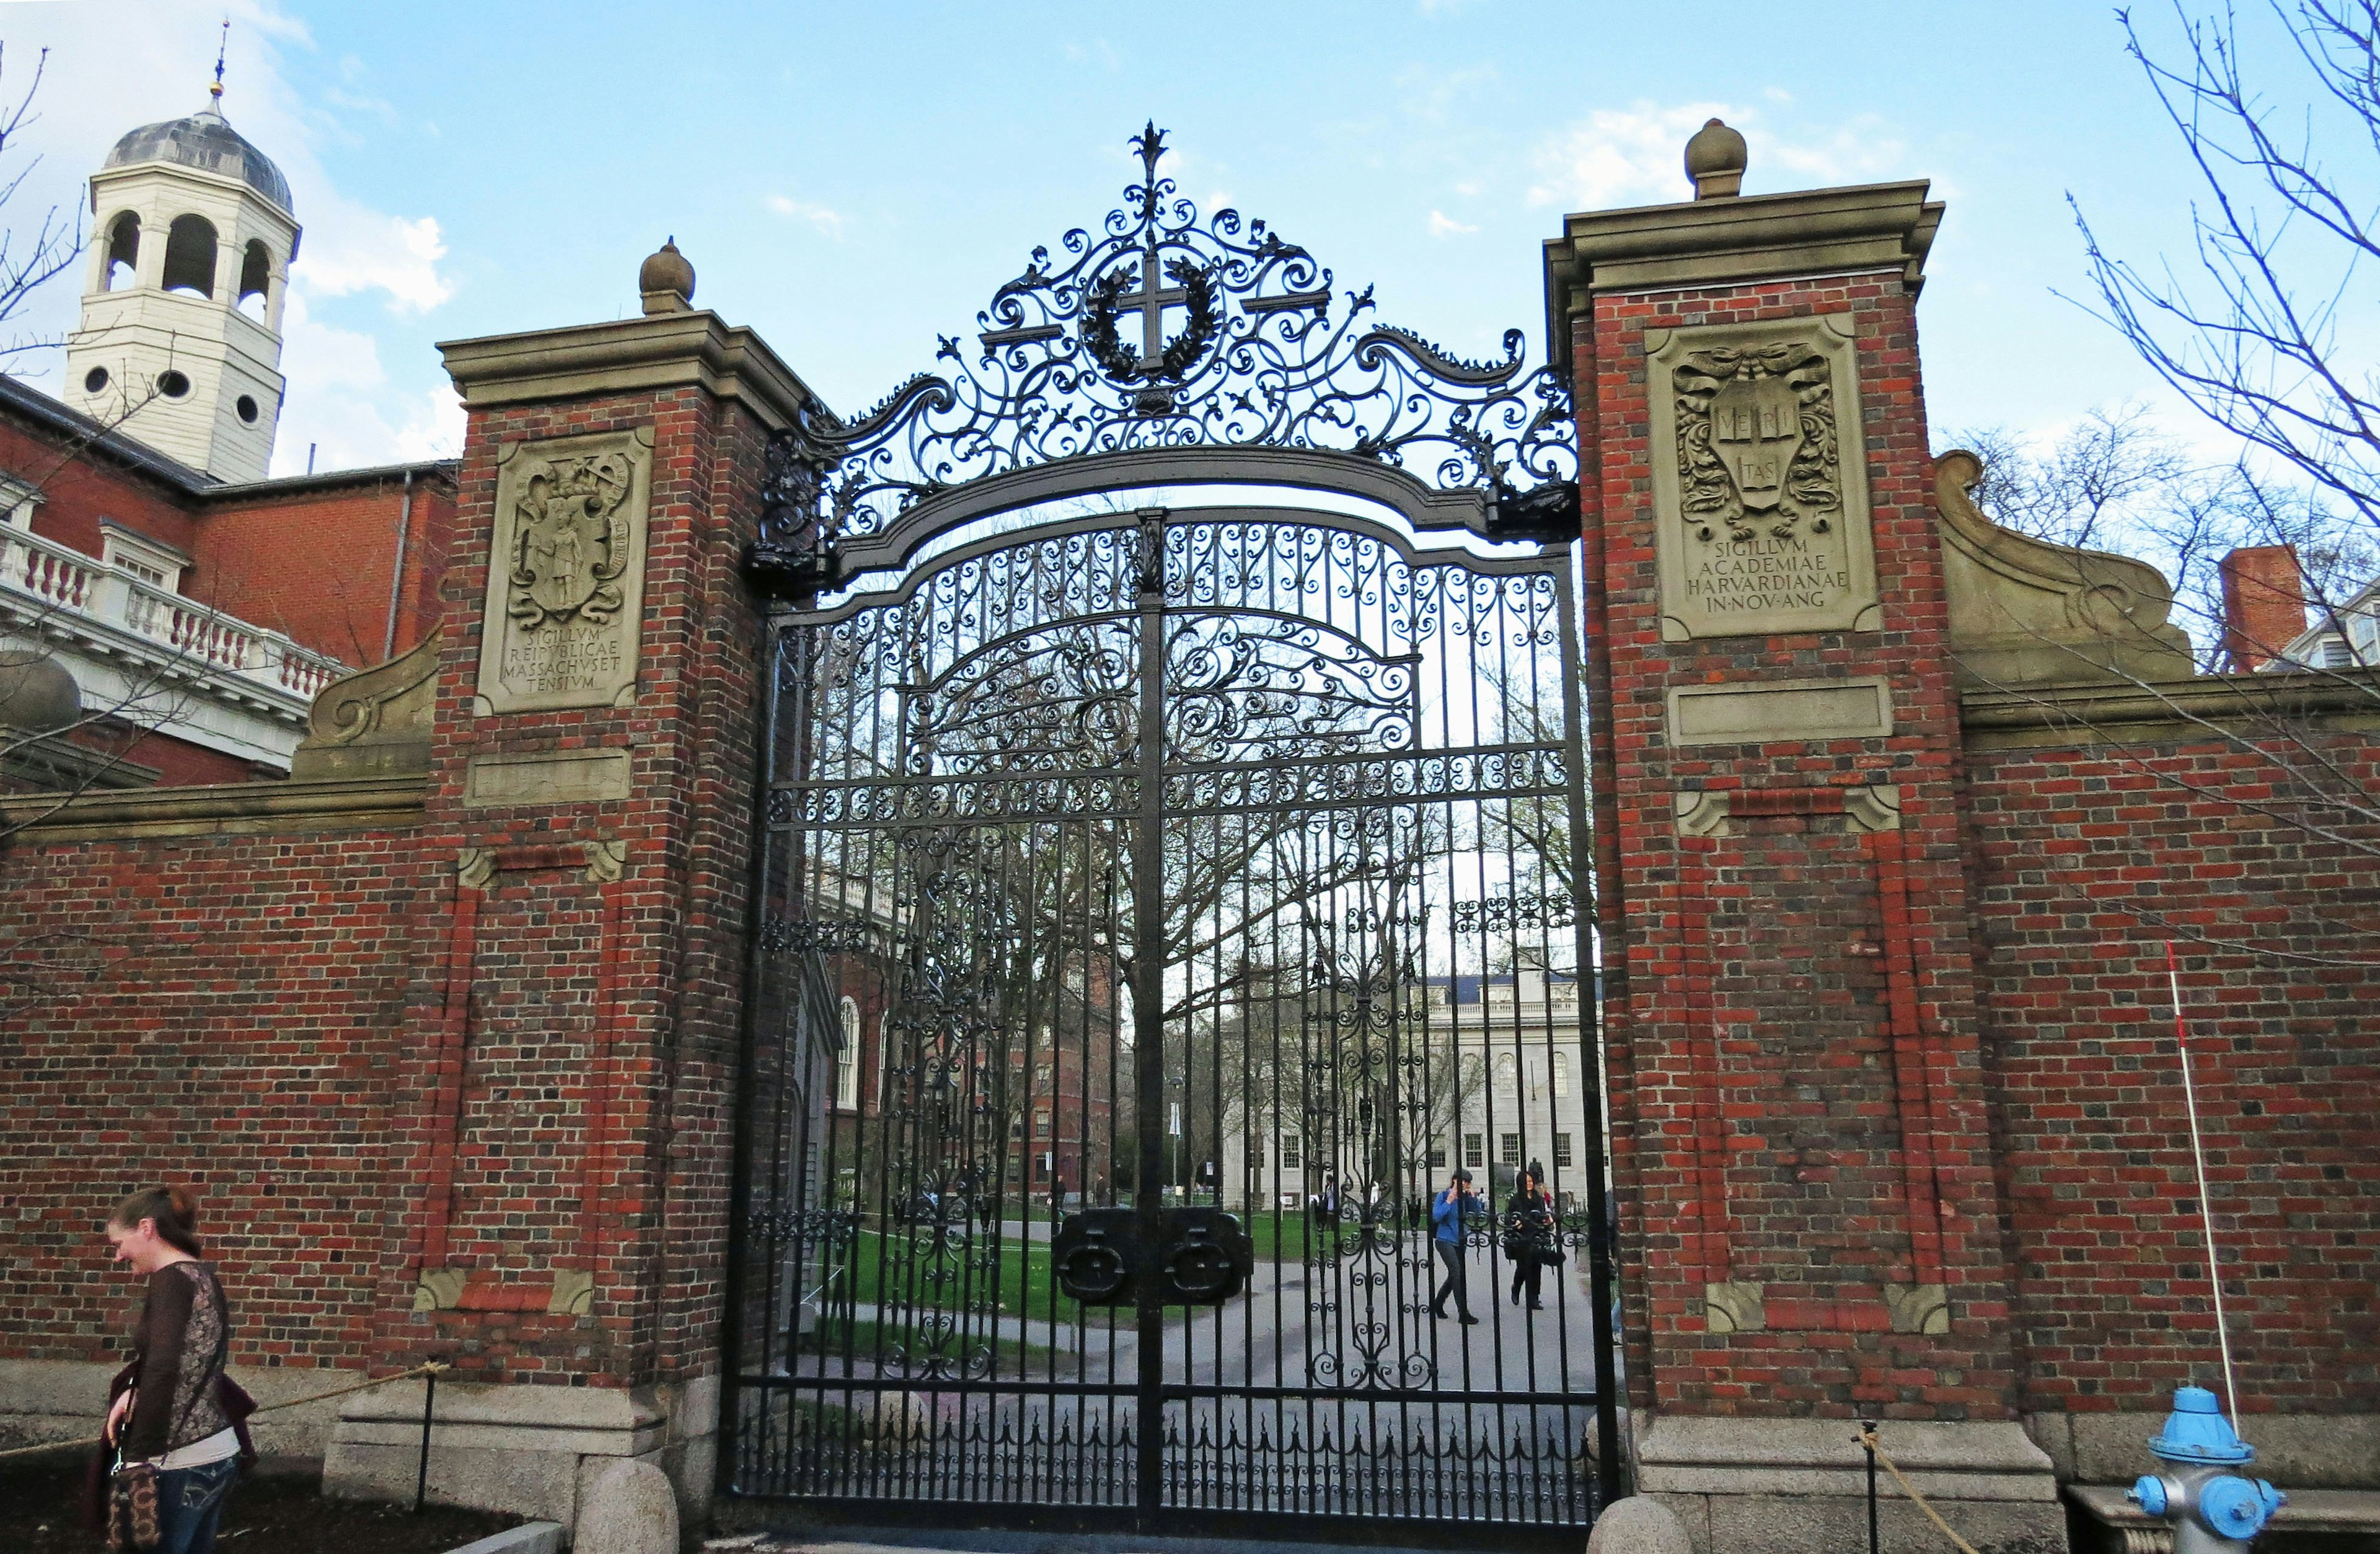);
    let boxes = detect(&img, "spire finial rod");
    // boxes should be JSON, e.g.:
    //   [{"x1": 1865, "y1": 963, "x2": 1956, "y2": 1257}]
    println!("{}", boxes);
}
[
  {"x1": 1130, "y1": 121, "x2": 1167, "y2": 193},
  {"x1": 211, "y1": 17, "x2": 229, "y2": 103}
]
